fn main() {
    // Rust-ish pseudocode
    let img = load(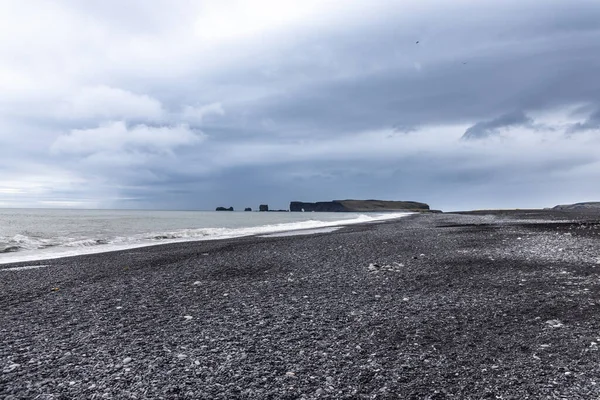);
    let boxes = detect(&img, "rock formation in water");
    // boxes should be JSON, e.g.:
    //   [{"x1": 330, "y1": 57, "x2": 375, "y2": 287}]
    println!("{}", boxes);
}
[
  {"x1": 216, "y1": 206, "x2": 234, "y2": 211},
  {"x1": 289, "y1": 200, "x2": 431, "y2": 212},
  {"x1": 259, "y1": 204, "x2": 269, "y2": 212},
  {"x1": 244, "y1": 207, "x2": 252, "y2": 212}
]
